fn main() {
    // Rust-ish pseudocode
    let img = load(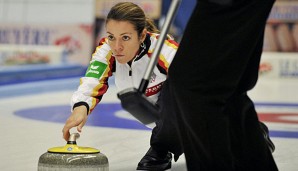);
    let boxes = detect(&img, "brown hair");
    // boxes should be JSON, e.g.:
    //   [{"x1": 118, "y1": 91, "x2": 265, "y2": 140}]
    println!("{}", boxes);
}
[{"x1": 106, "y1": 2, "x2": 159, "y2": 37}]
